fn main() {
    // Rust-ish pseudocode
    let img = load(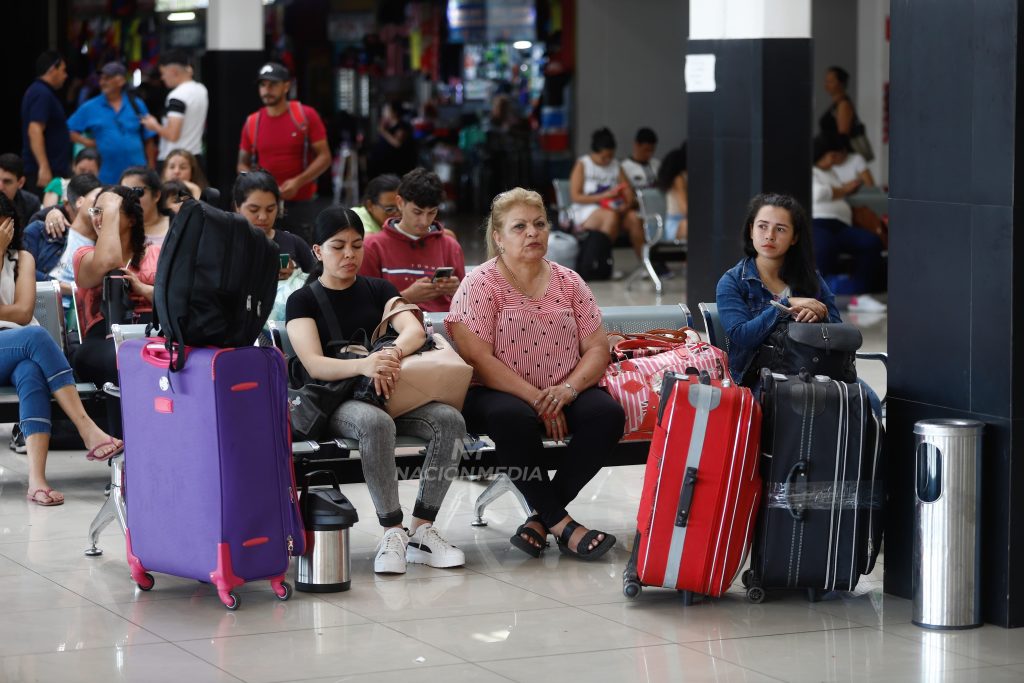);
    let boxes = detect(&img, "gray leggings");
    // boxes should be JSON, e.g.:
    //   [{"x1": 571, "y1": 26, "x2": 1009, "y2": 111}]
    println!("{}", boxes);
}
[{"x1": 329, "y1": 400, "x2": 466, "y2": 527}]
